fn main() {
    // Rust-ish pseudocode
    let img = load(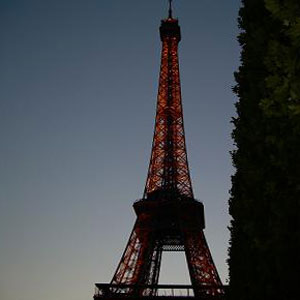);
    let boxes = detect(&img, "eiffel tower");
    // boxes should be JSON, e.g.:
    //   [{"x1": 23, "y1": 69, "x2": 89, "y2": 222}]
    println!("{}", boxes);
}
[{"x1": 94, "y1": 1, "x2": 224, "y2": 299}]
